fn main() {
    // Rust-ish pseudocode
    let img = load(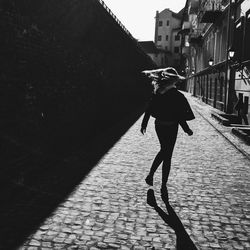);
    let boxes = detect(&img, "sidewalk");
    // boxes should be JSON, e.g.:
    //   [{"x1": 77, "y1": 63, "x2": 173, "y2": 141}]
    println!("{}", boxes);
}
[
  {"x1": 20, "y1": 93, "x2": 250, "y2": 250},
  {"x1": 185, "y1": 92, "x2": 250, "y2": 161}
]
